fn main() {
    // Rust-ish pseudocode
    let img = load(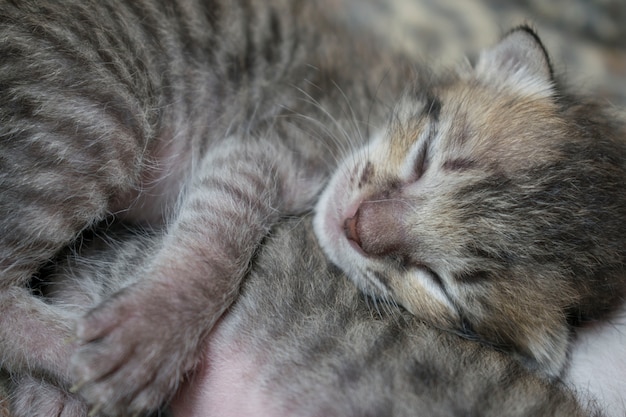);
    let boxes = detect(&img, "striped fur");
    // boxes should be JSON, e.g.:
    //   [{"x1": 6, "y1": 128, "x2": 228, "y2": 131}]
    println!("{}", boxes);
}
[
  {"x1": 315, "y1": 27, "x2": 626, "y2": 379},
  {"x1": 0, "y1": 0, "x2": 414, "y2": 415},
  {"x1": 1, "y1": 1, "x2": 624, "y2": 416},
  {"x1": 10, "y1": 218, "x2": 604, "y2": 417}
]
